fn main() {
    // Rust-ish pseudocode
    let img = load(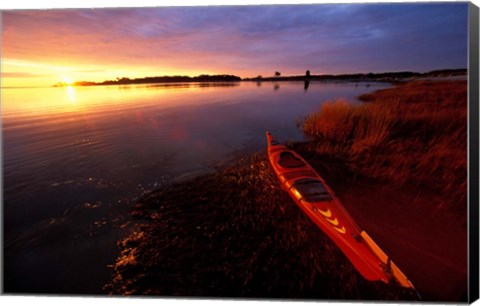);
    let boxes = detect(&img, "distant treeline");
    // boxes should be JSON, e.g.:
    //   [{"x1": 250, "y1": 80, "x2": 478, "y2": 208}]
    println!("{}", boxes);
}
[
  {"x1": 66, "y1": 74, "x2": 241, "y2": 87},
  {"x1": 54, "y1": 69, "x2": 467, "y2": 87},
  {"x1": 244, "y1": 68, "x2": 467, "y2": 82}
]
